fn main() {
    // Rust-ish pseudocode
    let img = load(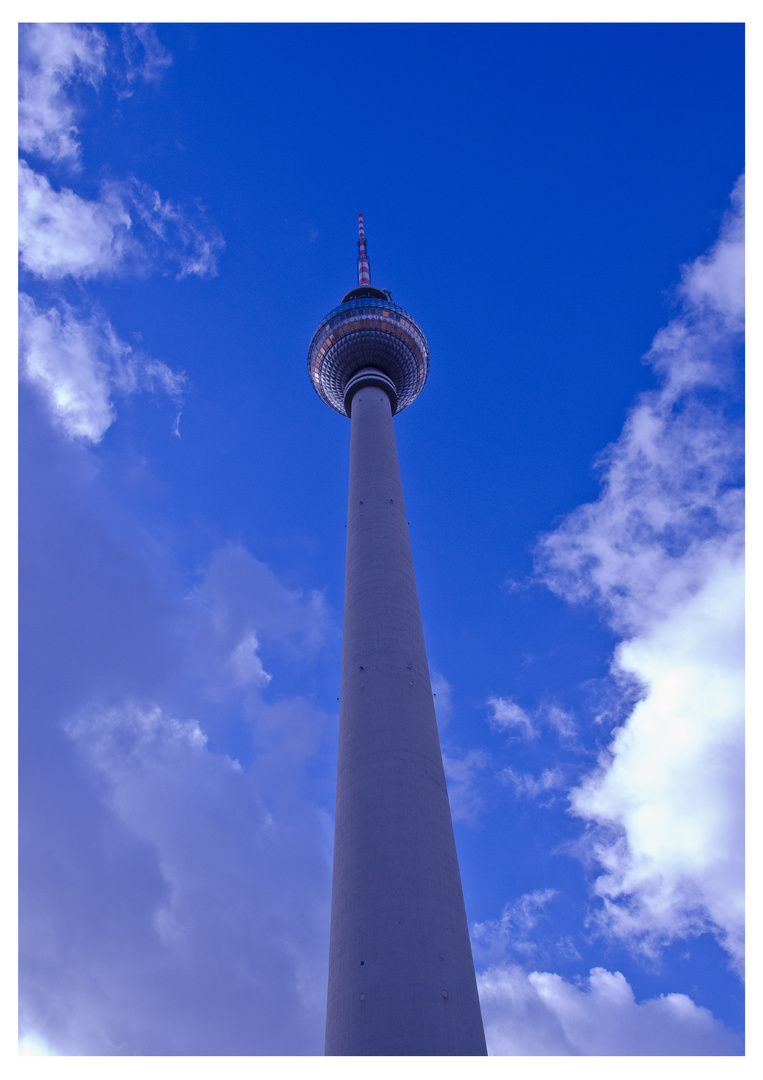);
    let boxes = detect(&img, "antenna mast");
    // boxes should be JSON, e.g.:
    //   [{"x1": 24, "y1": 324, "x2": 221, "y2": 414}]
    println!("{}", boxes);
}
[{"x1": 356, "y1": 213, "x2": 371, "y2": 287}]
